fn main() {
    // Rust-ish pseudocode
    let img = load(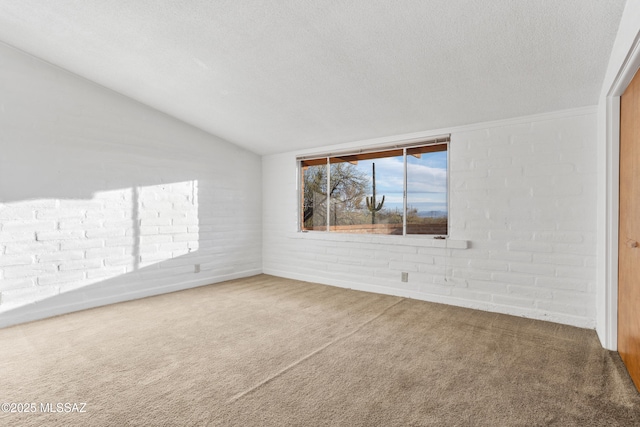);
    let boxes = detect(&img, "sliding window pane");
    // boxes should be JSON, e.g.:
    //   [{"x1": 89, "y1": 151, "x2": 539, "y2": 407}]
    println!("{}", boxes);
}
[
  {"x1": 329, "y1": 151, "x2": 404, "y2": 234},
  {"x1": 301, "y1": 161, "x2": 328, "y2": 231},
  {"x1": 406, "y1": 145, "x2": 448, "y2": 235}
]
